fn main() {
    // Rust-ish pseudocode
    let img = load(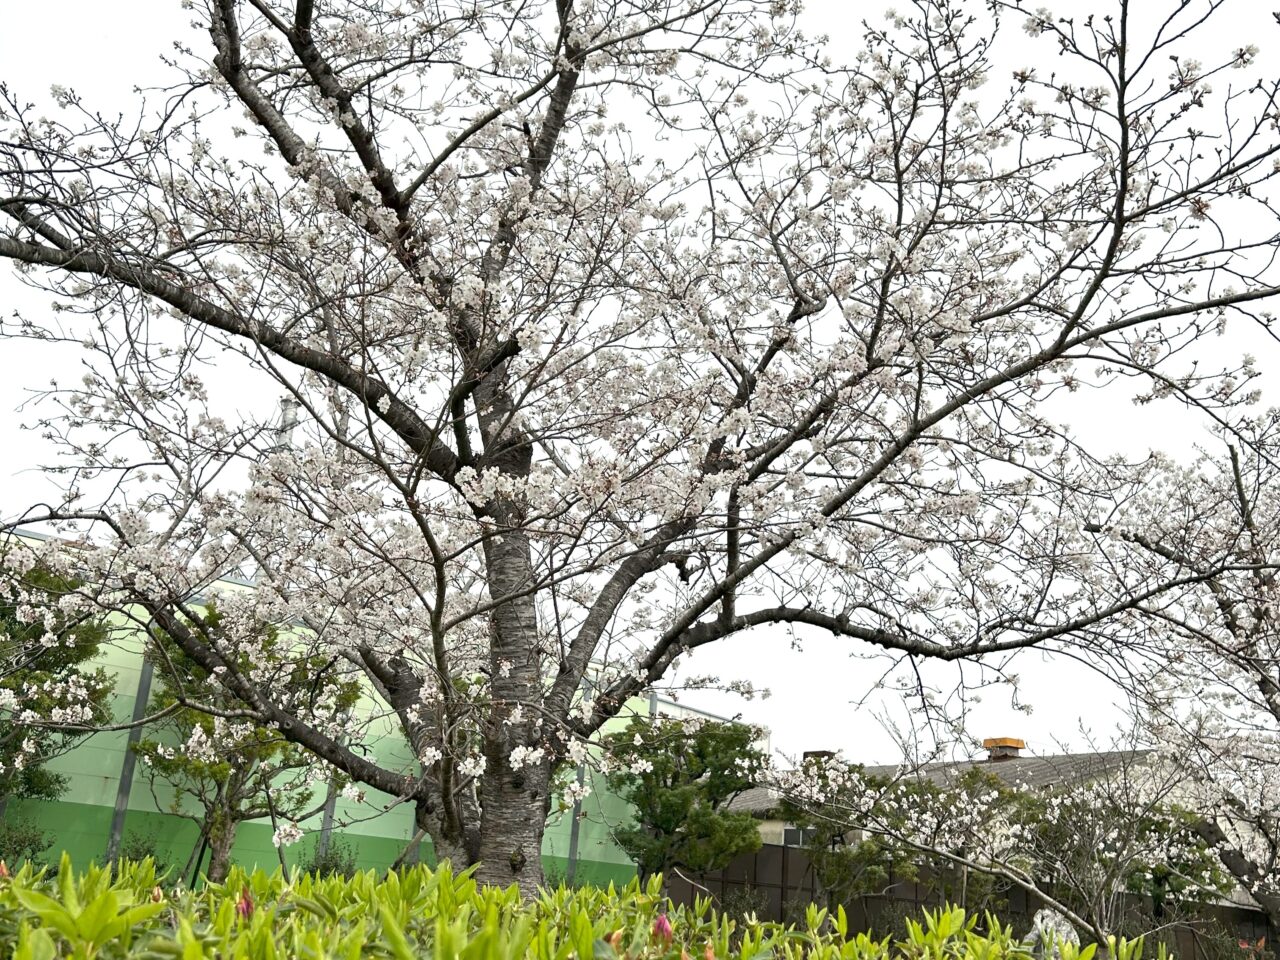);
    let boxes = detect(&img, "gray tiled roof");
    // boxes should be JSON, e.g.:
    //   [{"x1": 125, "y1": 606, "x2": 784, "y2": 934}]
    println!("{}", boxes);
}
[
  {"x1": 728, "y1": 785, "x2": 784, "y2": 815},
  {"x1": 726, "y1": 749, "x2": 1153, "y2": 817},
  {"x1": 865, "y1": 749, "x2": 1153, "y2": 790}
]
